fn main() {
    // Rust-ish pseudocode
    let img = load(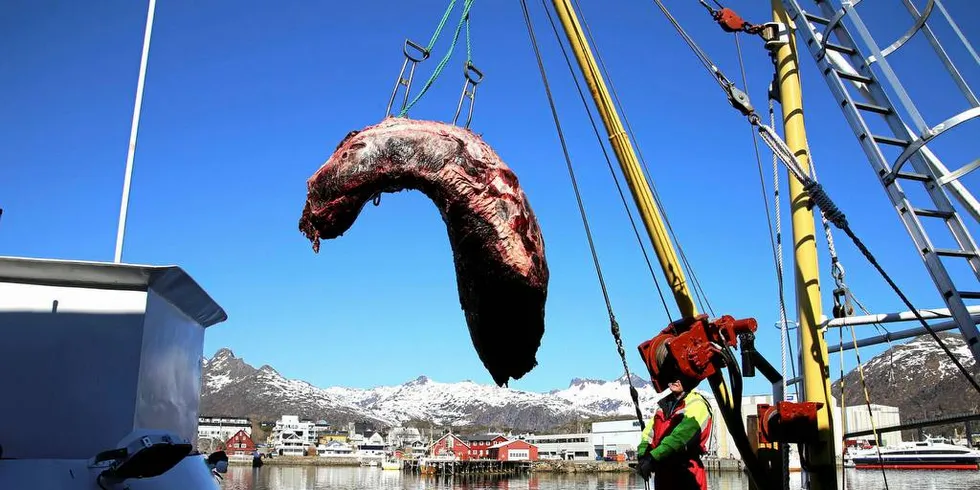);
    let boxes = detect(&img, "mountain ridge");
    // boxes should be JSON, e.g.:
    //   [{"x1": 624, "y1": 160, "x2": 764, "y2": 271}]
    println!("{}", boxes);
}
[
  {"x1": 830, "y1": 331, "x2": 979, "y2": 437},
  {"x1": 201, "y1": 332, "x2": 975, "y2": 434},
  {"x1": 199, "y1": 348, "x2": 664, "y2": 431}
]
